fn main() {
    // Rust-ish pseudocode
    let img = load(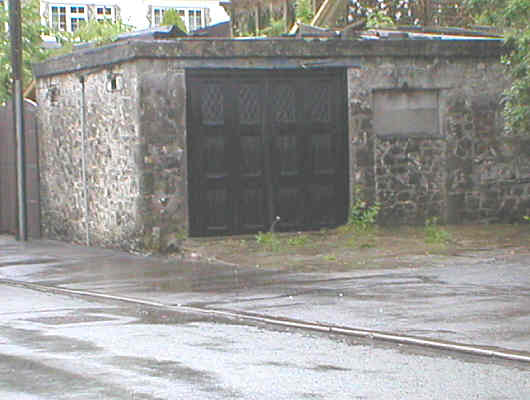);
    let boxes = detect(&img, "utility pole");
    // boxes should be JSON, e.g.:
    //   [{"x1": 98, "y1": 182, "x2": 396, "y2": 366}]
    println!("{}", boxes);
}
[{"x1": 9, "y1": 0, "x2": 27, "y2": 241}]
